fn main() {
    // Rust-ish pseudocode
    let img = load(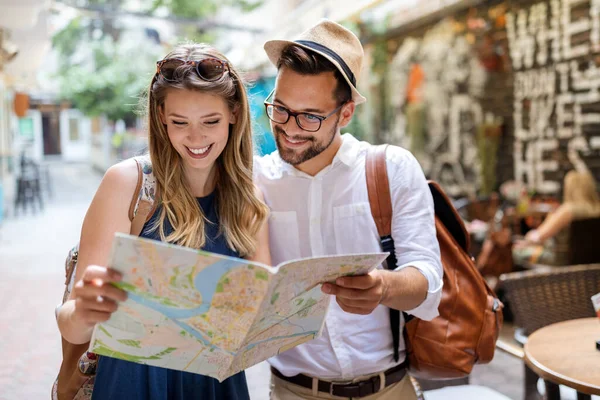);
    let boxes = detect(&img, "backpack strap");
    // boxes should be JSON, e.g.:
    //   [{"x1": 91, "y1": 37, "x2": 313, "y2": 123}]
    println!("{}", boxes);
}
[
  {"x1": 365, "y1": 144, "x2": 401, "y2": 362},
  {"x1": 129, "y1": 156, "x2": 157, "y2": 236},
  {"x1": 427, "y1": 181, "x2": 470, "y2": 253}
]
